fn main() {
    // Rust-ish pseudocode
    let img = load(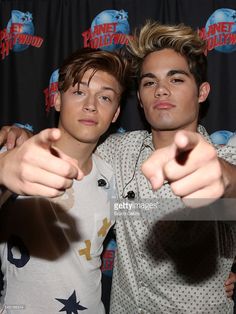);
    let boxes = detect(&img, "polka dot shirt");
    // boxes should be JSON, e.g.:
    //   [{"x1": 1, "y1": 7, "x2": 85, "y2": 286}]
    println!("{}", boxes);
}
[{"x1": 97, "y1": 125, "x2": 236, "y2": 314}]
